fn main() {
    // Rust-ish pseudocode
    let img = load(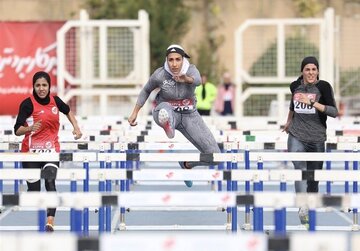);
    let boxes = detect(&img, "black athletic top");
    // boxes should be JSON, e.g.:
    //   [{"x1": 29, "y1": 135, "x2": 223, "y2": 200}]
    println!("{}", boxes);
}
[{"x1": 288, "y1": 79, "x2": 338, "y2": 142}]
